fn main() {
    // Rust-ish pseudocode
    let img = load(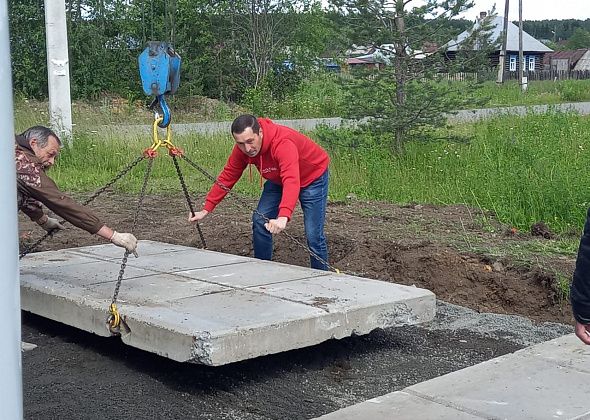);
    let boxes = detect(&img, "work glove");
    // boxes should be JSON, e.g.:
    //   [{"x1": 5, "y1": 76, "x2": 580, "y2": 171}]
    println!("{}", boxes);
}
[
  {"x1": 110, "y1": 231, "x2": 139, "y2": 257},
  {"x1": 38, "y1": 216, "x2": 65, "y2": 232}
]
